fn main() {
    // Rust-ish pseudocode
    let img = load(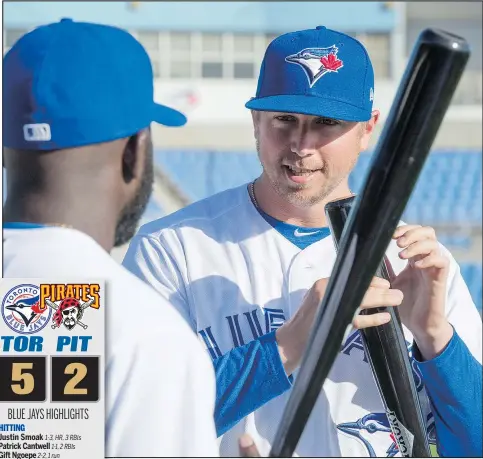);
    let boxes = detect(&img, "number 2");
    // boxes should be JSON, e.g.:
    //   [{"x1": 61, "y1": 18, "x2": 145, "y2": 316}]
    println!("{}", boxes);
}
[{"x1": 64, "y1": 362, "x2": 88, "y2": 395}]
